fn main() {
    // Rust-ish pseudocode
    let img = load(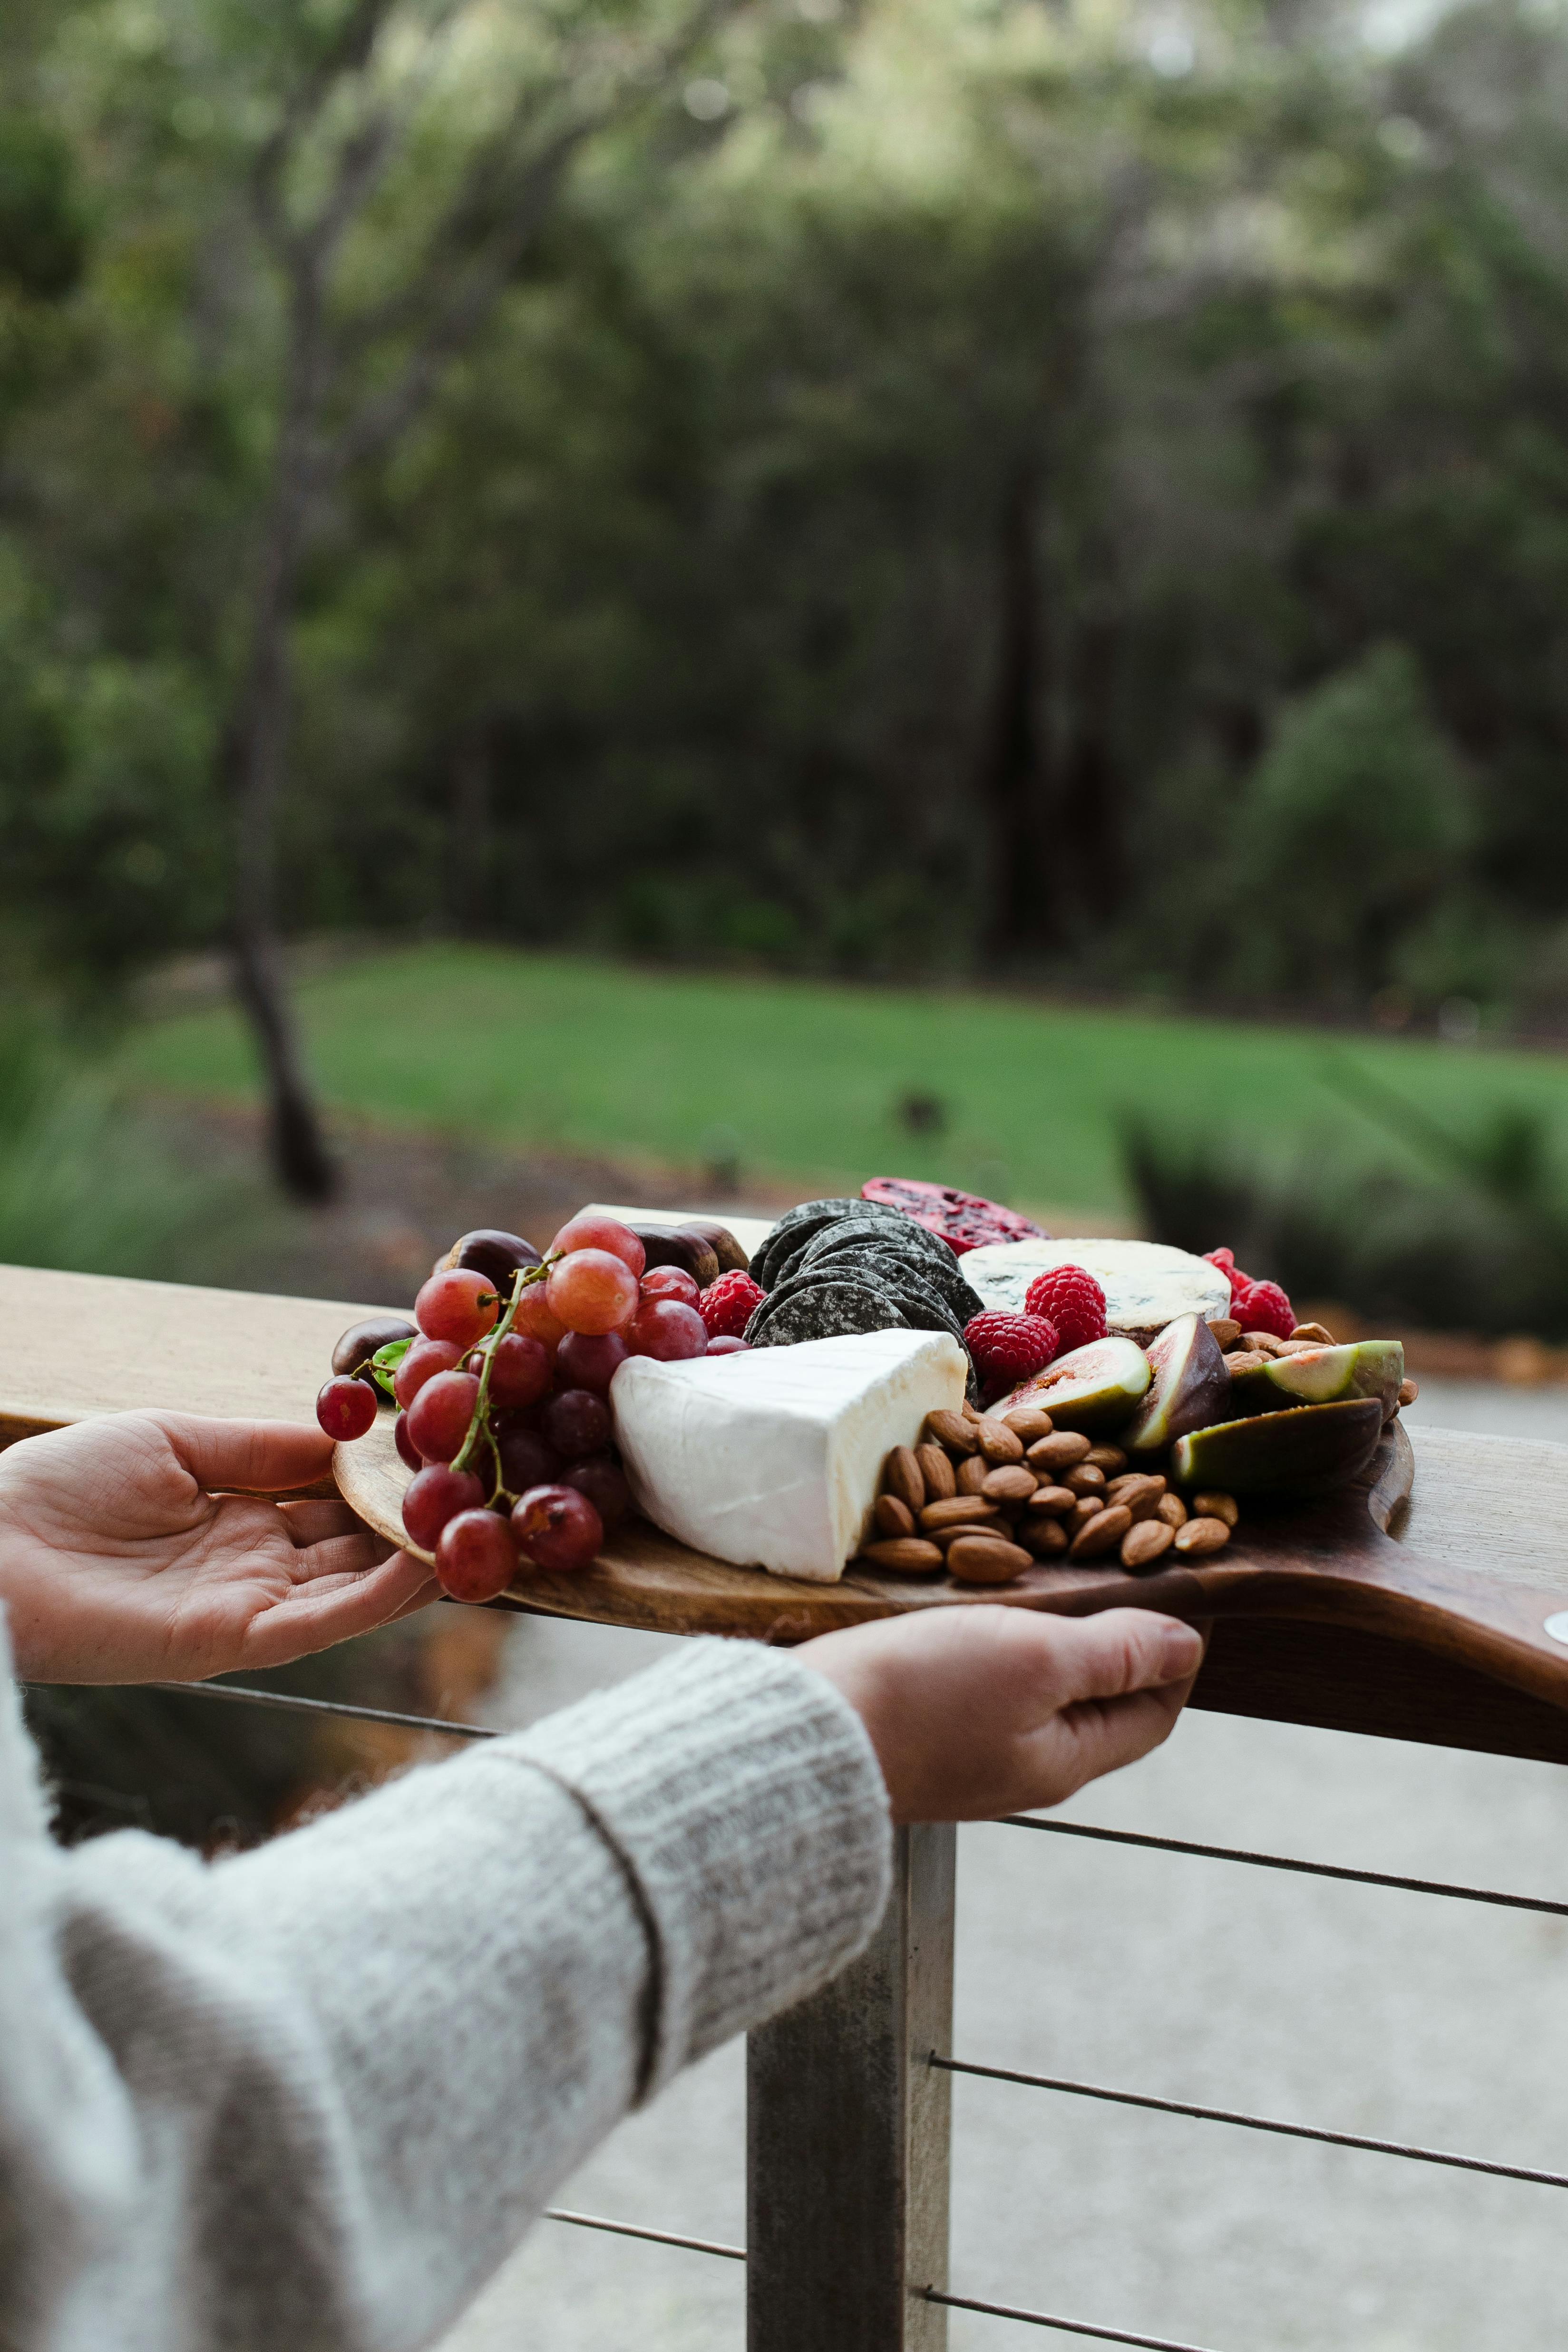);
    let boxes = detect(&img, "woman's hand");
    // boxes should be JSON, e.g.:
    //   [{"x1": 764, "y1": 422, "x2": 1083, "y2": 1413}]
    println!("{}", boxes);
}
[
  {"x1": 799, "y1": 1602, "x2": 1205, "y2": 1823},
  {"x1": 0, "y1": 1412, "x2": 437, "y2": 1684}
]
